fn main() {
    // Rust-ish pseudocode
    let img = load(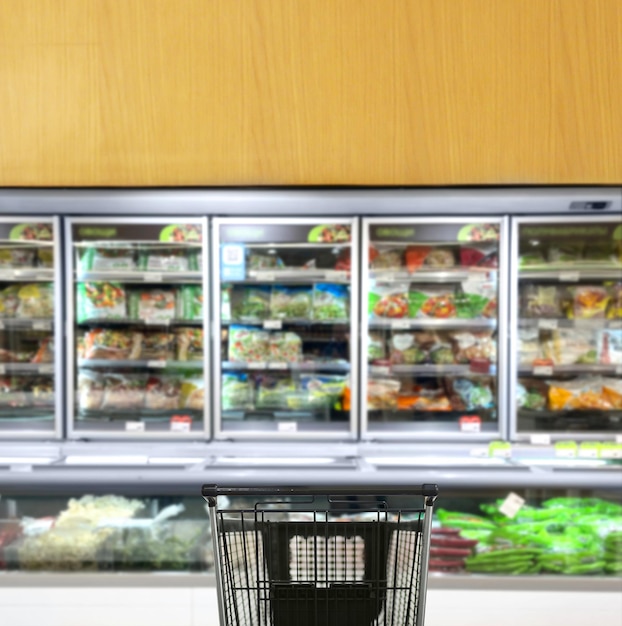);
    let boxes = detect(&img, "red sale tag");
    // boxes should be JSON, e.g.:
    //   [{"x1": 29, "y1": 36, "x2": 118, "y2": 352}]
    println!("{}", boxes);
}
[
  {"x1": 170, "y1": 414, "x2": 193, "y2": 432},
  {"x1": 459, "y1": 416, "x2": 482, "y2": 433}
]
